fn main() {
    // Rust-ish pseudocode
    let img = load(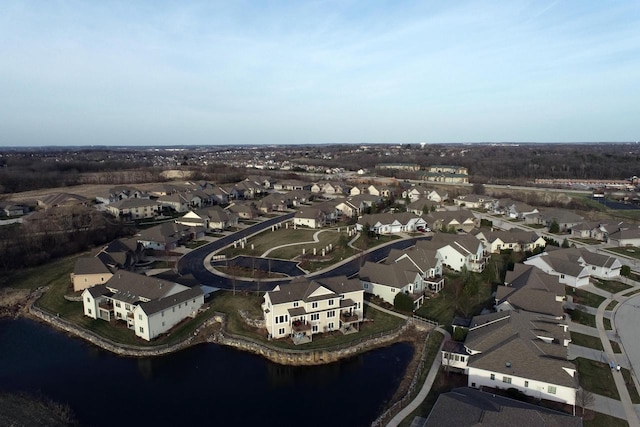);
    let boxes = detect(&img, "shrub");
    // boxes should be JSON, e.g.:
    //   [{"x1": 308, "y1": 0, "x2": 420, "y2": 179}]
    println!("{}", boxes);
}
[{"x1": 394, "y1": 292, "x2": 415, "y2": 313}]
